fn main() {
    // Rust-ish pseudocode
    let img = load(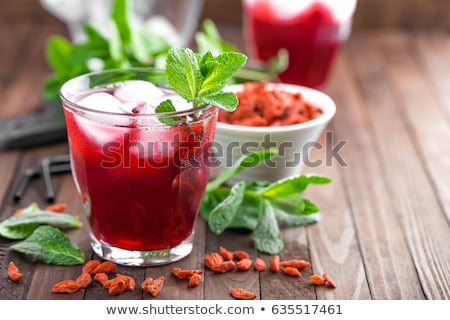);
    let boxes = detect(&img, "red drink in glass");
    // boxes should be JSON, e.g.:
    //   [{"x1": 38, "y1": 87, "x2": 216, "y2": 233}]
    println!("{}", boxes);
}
[
  {"x1": 60, "y1": 69, "x2": 218, "y2": 266},
  {"x1": 243, "y1": 0, "x2": 357, "y2": 88}
]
